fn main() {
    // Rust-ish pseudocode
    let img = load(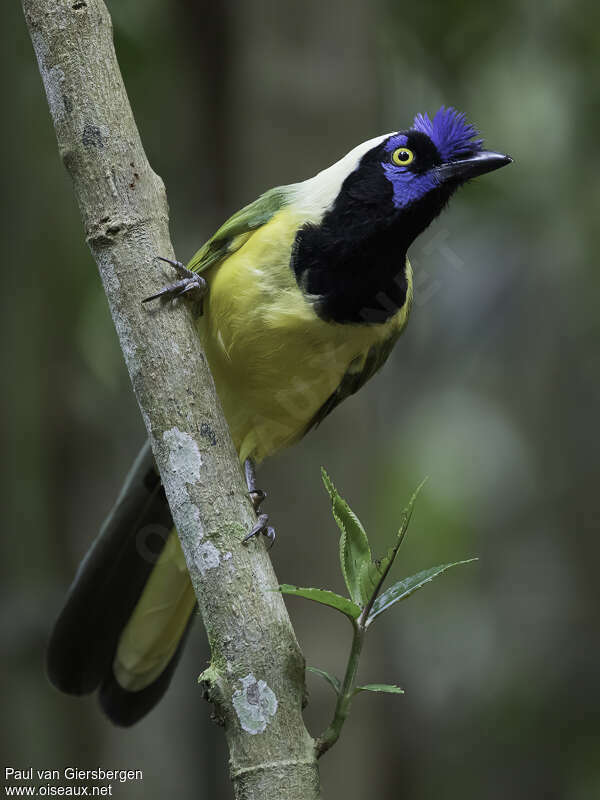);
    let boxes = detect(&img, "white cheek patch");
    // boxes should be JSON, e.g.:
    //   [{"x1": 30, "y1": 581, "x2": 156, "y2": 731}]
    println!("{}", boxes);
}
[{"x1": 291, "y1": 132, "x2": 393, "y2": 217}]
